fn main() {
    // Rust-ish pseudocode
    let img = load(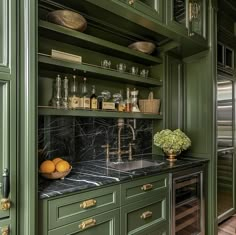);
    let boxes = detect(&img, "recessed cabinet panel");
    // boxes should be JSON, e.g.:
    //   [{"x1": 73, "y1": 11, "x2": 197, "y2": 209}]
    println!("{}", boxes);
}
[
  {"x1": 48, "y1": 209, "x2": 120, "y2": 235},
  {"x1": 0, "y1": 0, "x2": 9, "y2": 71},
  {"x1": 0, "y1": 82, "x2": 10, "y2": 219},
  {"x1": 225, "y1": 47, "x2": 234, "y2": 70}
]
